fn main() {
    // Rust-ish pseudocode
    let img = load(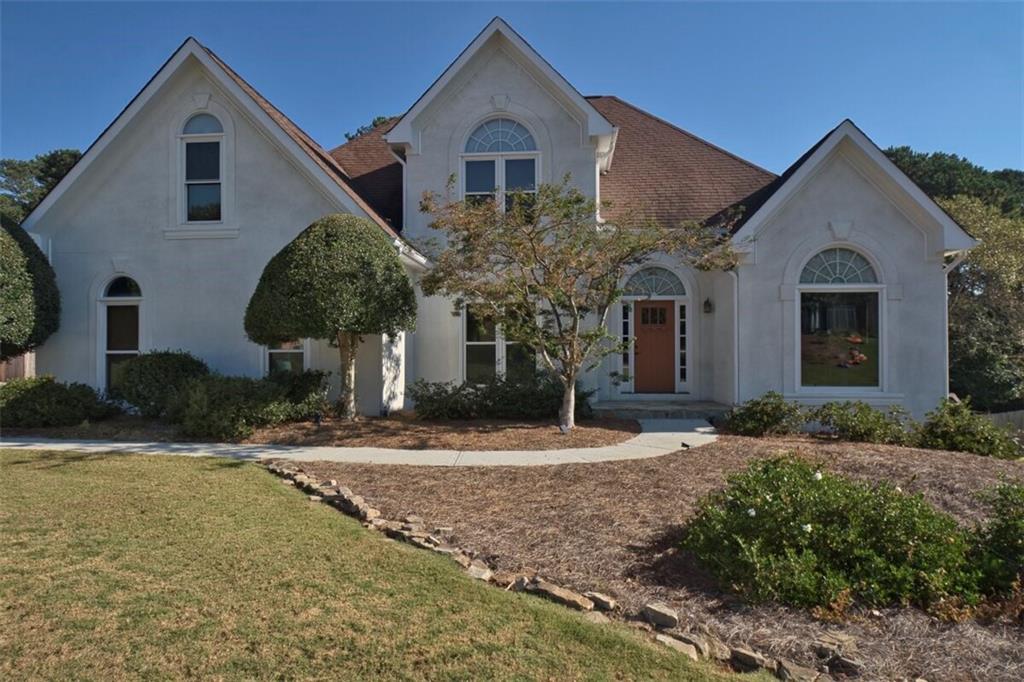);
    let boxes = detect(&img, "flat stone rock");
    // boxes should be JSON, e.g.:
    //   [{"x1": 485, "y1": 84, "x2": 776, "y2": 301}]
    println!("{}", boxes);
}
[
  {"x1": 467, "y1": 560, "x2": 493, "y2": 581},
  {"x1": 362, "y1": 507, "x2": 380, "y2": 521},
  {"x1": 583, "y1": 591, "x2": 617, "y2": 611},
  {"x1": 814, "y1": 632, "x2": 857, "y2": 658},
  {"x1": 731, "y1": 646, "x2": 768, "y2": 671},
  {"x1": 641, "y1": 601, "x2": 679, "y2": 628},
  {"x1": 777, "y1": 657, "x2": 820, "y2": 681},
  {"x1": 672, "y1": 632, "x2": 710, "y2": 658},
  {"x1": 828, "y1": 654, "x2": 865, "y2": 677},
  {"x1": 308, "y1": 495, "x2": 322, "y2": 502},
  {"x1": 403, "y1": 514, "x2": 424, "y2": 525},
  {"x1": 704, "y1": 635, "x2": 731, "y2": 662},
  {"x1": 451, "y1": 552, "x2": 472, "y2": 568},
  {"x1": 433, "y1": 526, "x2": 454, "y2": 536},
  {"x1": 655, "y1": 634, "x2": 698, "y2": 661},
  {"x1": 525, "y1": 579, "x2": 594, "y2": 611},
  {"x1": 320, "y1": 479, "x2": 338, "y2": 488}
]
